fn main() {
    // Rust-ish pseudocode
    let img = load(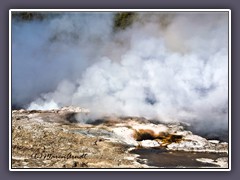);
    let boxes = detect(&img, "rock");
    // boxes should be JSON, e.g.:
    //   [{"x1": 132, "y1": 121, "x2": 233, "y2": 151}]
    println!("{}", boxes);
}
[
  {"x1": 11, "y1": 108, "x2": 228, "y2": 168},
  {"x1": 60, "y1": 106, "x2": 90, "y2": 113},
  {"x1": 196, "y1": 157, "x2": 228, "y2": 168},
  {"x1": 208, "y1": 140, "x2": 220, "y2": 144},
  {"x1": 139, "y1": 140, "x2": 160, "y2": 147}
]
